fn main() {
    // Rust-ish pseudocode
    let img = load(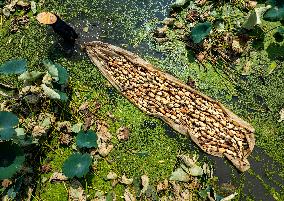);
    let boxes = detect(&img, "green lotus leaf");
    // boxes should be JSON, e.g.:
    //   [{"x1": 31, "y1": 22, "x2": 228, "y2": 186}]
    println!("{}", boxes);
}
[
  {"x1": 0, "y1": 141, "x2": 25, "y2": 180},
  {"x1": 62, "y1": 153, "x2": 92, "y2": 178},
  {"x1": 41, "y1": 84, "x2": 68, "y2": 102},
  {"x1": 191, "y1": 22, "x2": 212, "y2": 44},
  {"x1": 172, "y1": 0, "x2": 188, "y2": 8},
  {"x1": 263, "y1": 6, "x2": 284, "y2": 21},
  {"x1": 0, "y1": 111, "x2": 19, "y2": 140},
  {"x1": 18, "y1": 71, "x2": 44, "y2": 82},
  {"x1": 76, "y1": 130, "x2": 98, "y2": 148},
  {"x1": 56, "y1": 90, "x2": 68, "y2": 102},
  {"x1": 43, "y1": 60, "x2": 69, "y2": 85},
  {"x1": 243, "y1": 6, "x2": 271, "y2": 30},
  {"x1": 267, "y1": 0, "x2": 284, "y2": 7},
  {"x1": 0, "y1": 59, "x2": 27, "y2": 75},
  {"x1": 199, "y1": 186, "x2": 213, "y2": 198},
  {"x1": 14, "y1": 128, "x2": 32, "y2": 146},
  {"x1": 276, "y1": 26, "x2": 284, "y2": 36}
]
